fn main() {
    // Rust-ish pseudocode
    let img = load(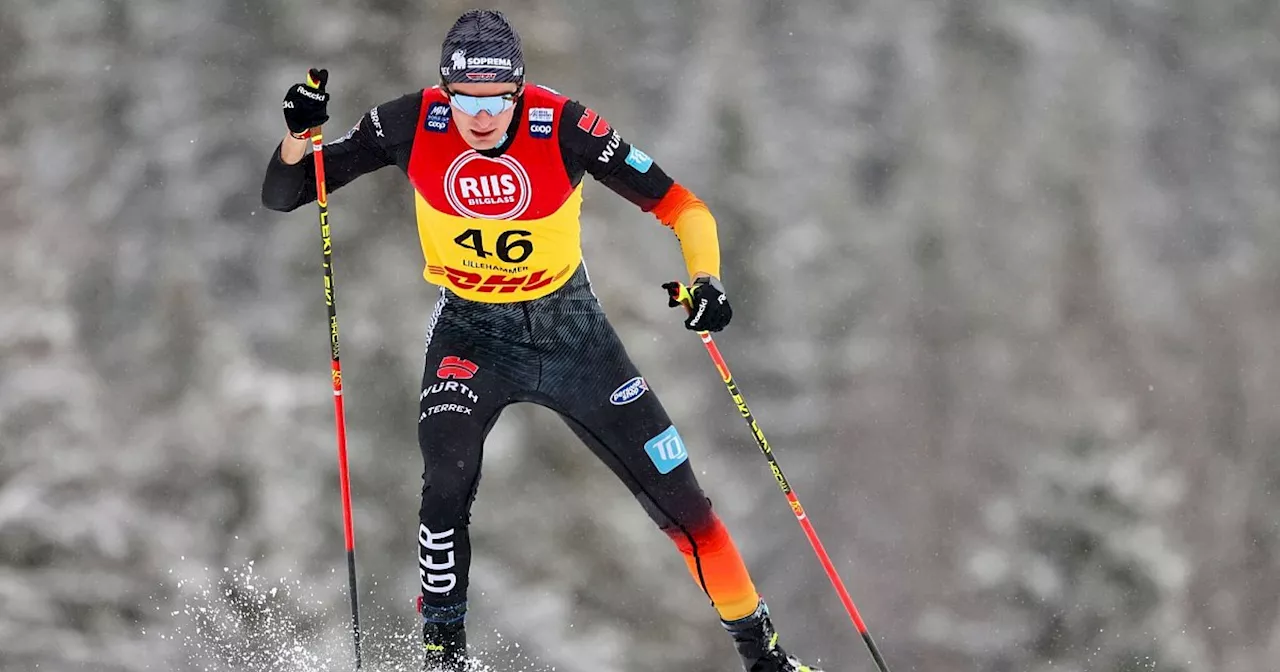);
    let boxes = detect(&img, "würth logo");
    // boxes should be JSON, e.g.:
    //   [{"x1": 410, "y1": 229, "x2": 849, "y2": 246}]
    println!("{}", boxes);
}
[{"x1": 437, "y1": 356, "x2": 479, "y2": 380}]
